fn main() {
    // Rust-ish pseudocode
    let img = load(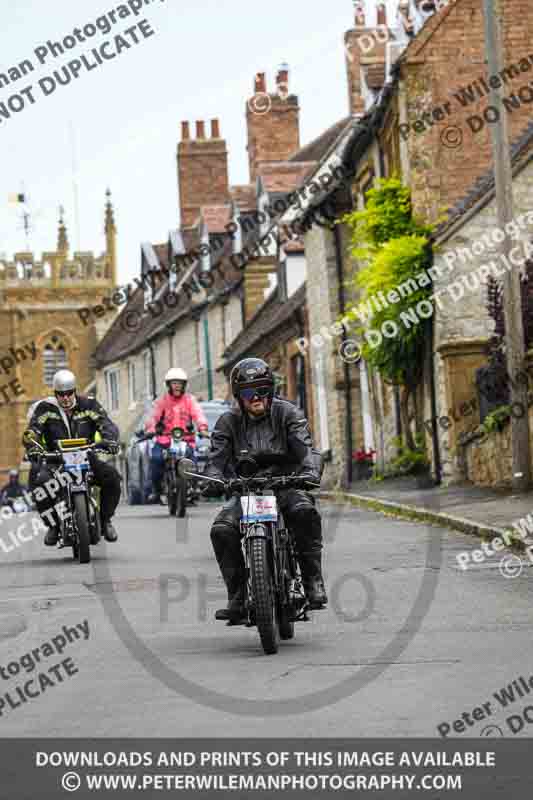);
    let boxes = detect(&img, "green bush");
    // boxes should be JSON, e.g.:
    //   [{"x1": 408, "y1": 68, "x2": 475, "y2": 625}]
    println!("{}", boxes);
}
[{"x1": 480, "y1": 405, "x2": 511, "y2": 434}]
